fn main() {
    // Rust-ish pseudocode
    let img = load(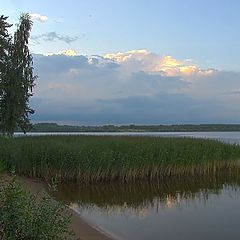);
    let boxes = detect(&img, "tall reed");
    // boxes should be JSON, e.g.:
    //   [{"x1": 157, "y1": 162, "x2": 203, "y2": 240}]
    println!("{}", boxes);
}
[{"x1": 1, "y1": 136, "x2": 240, "y2": 183}]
